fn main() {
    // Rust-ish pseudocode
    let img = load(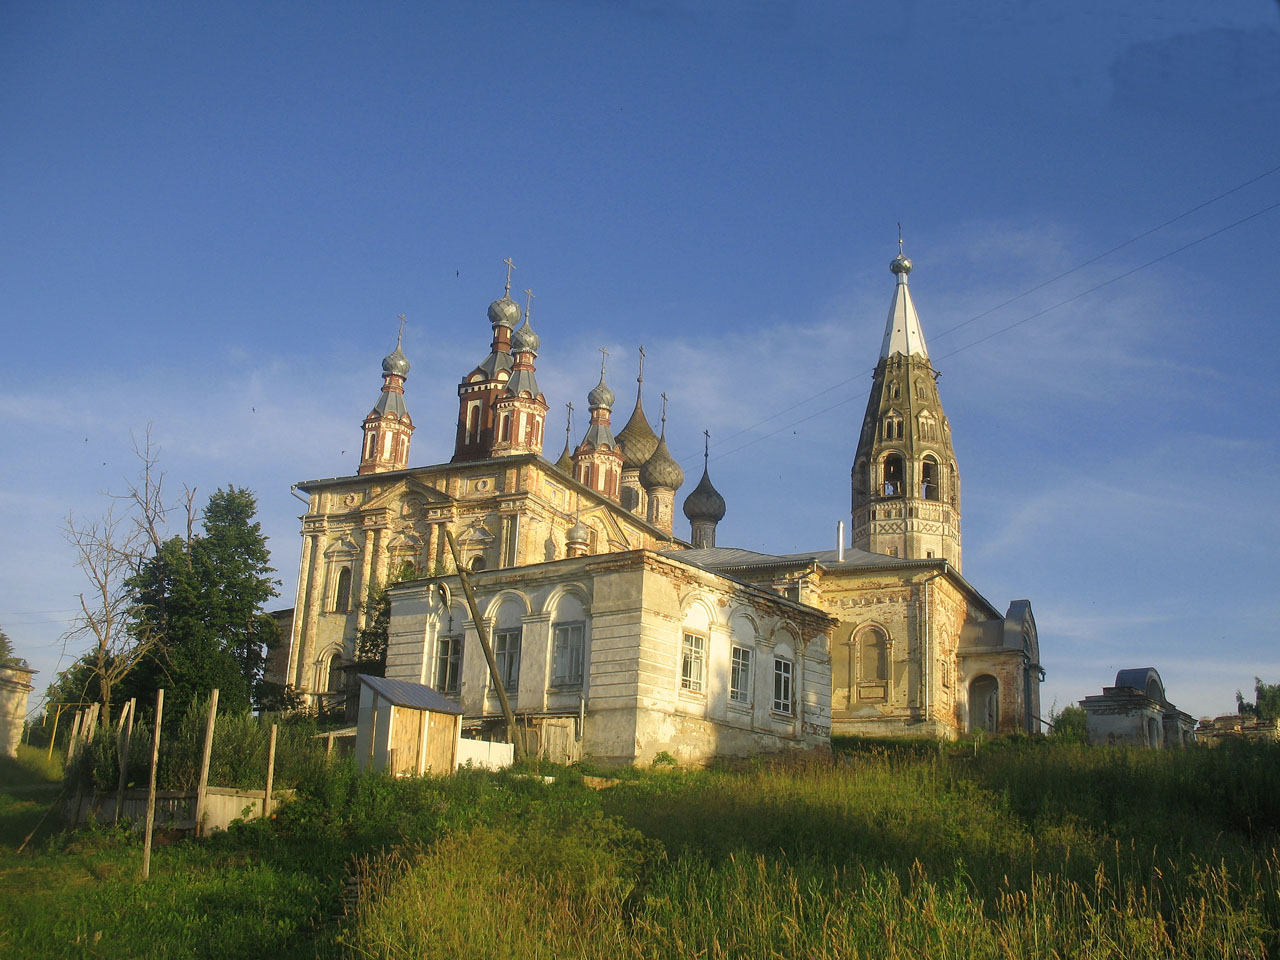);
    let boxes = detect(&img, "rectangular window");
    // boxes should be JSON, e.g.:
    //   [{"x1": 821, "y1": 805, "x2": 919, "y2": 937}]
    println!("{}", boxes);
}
[
  {"x1": 681, "y1": 633, "x2": 705, "y2": 693},
  {"x1": 494, "y1": 628, "x2": 521, "y2": 692},
  {"x1": 730, "y1": 647, "x2": 752, "y2": 704},
  {"x1": 435, "y1": 635, "x2": 462, "y2": 694},
  {"x1": 552, "y1": 622, "x2": 585, "y2": 686},
  {"x1": 773, "y1": 657, "x2": 794, "y2": 715}
]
